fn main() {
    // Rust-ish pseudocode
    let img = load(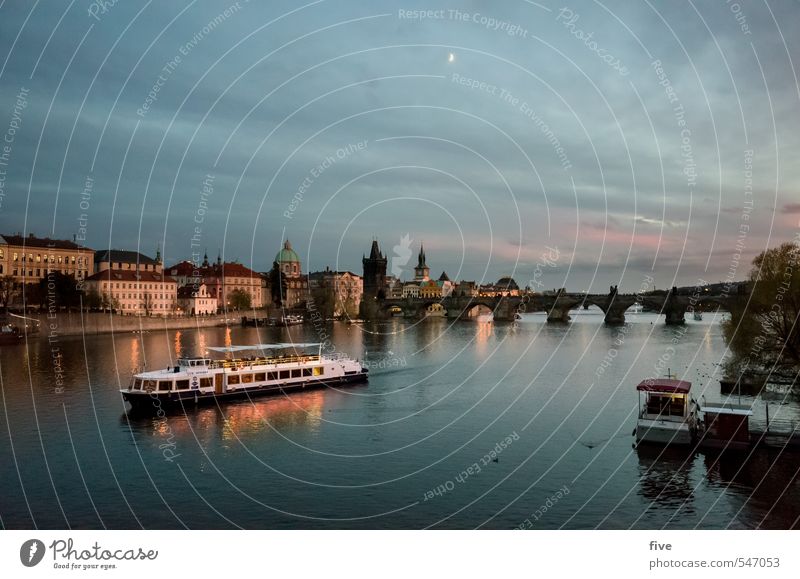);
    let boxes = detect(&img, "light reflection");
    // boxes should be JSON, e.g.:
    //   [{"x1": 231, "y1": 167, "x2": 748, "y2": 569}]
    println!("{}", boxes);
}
[
  {"x1": 130, "y1": 339, "x2": 140, "y2": 369},
  {"x1": 133, "y1": 390, "x2": 327, "y2": 449},
  {"x1": 174, "y1": 331, "x2": 182, "y2": 358}
]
